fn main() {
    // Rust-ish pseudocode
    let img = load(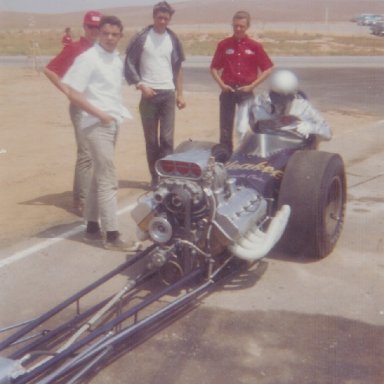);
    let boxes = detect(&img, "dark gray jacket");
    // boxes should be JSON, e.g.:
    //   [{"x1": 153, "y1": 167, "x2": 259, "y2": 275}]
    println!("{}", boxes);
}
[{"x1": 124, "y1": 25, "x2": 185, "y2": 86}]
